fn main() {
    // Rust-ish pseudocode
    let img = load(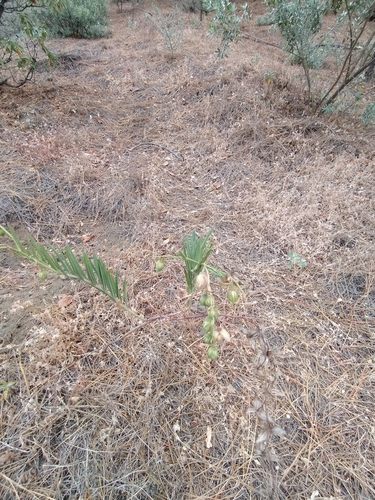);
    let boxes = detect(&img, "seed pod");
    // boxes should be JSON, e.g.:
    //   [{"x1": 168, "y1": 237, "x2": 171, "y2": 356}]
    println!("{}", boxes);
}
[
  {"x1": 0, "y1": 227, "x2": 5, "y2": 237},
  {"x1": 227, "y1": 288, "x2": 239, "y2": 305},
  {"x1": 200, "y1": 293, "x2": 213, "y2": 308},
  {"x1": 155, "y1": 260, "x2": 165, "y2": 272},
  {"x1": 207, "y1": 345, "x2": 218, "y2": 360},
  {"x1": 207, "y1": 306, "x2": 219, "y2": 321},
  {"x1": 195, "y1": 271, "x2": 208, "y2": 291},
  {"x1": 202, "y1": 316, "x2": 214, "y2": 333},
  {"x1": 203, "y1": 332, "x2": 213, "y2": 344},
  {"x1": 219, "y1": 328, "x2": 231, "y2": 342},
  {"x1": 213, "y1": 330, "x2": 222, "y2": 342}
]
